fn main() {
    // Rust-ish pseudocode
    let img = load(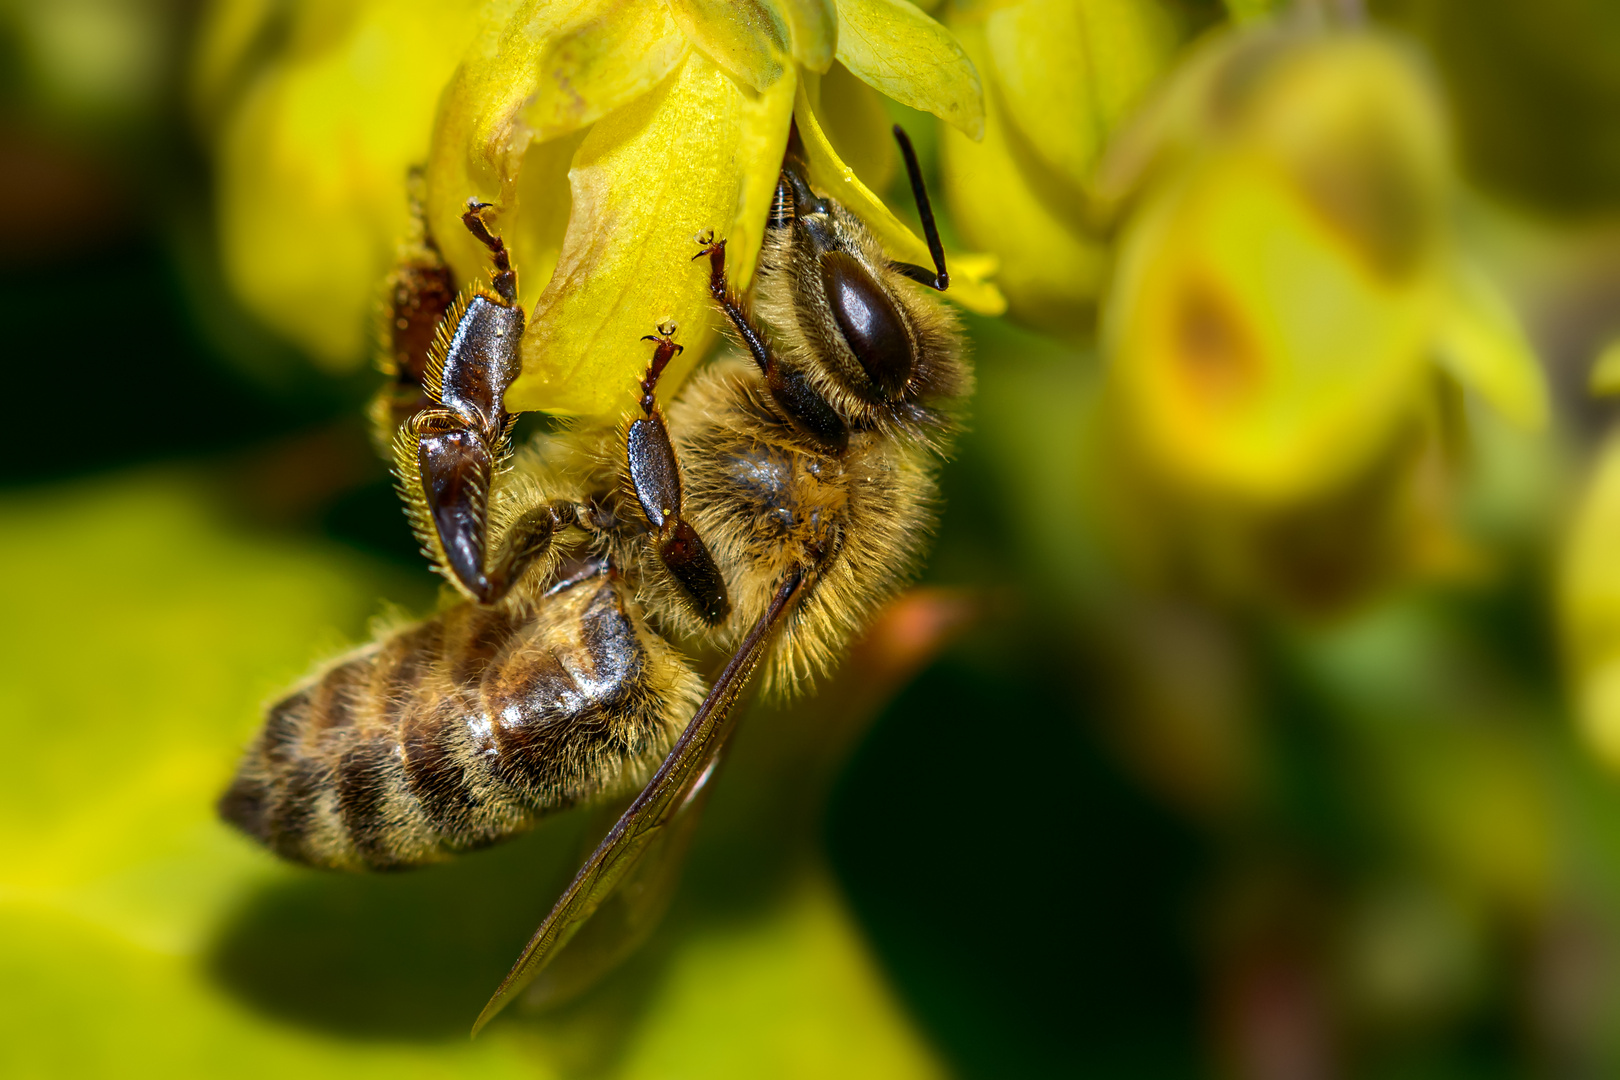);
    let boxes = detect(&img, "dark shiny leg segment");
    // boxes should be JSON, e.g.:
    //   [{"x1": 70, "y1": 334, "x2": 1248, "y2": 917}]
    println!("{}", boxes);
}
[{"x1": 627, "y1": 327, "x2": 731, "y2": 626}]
